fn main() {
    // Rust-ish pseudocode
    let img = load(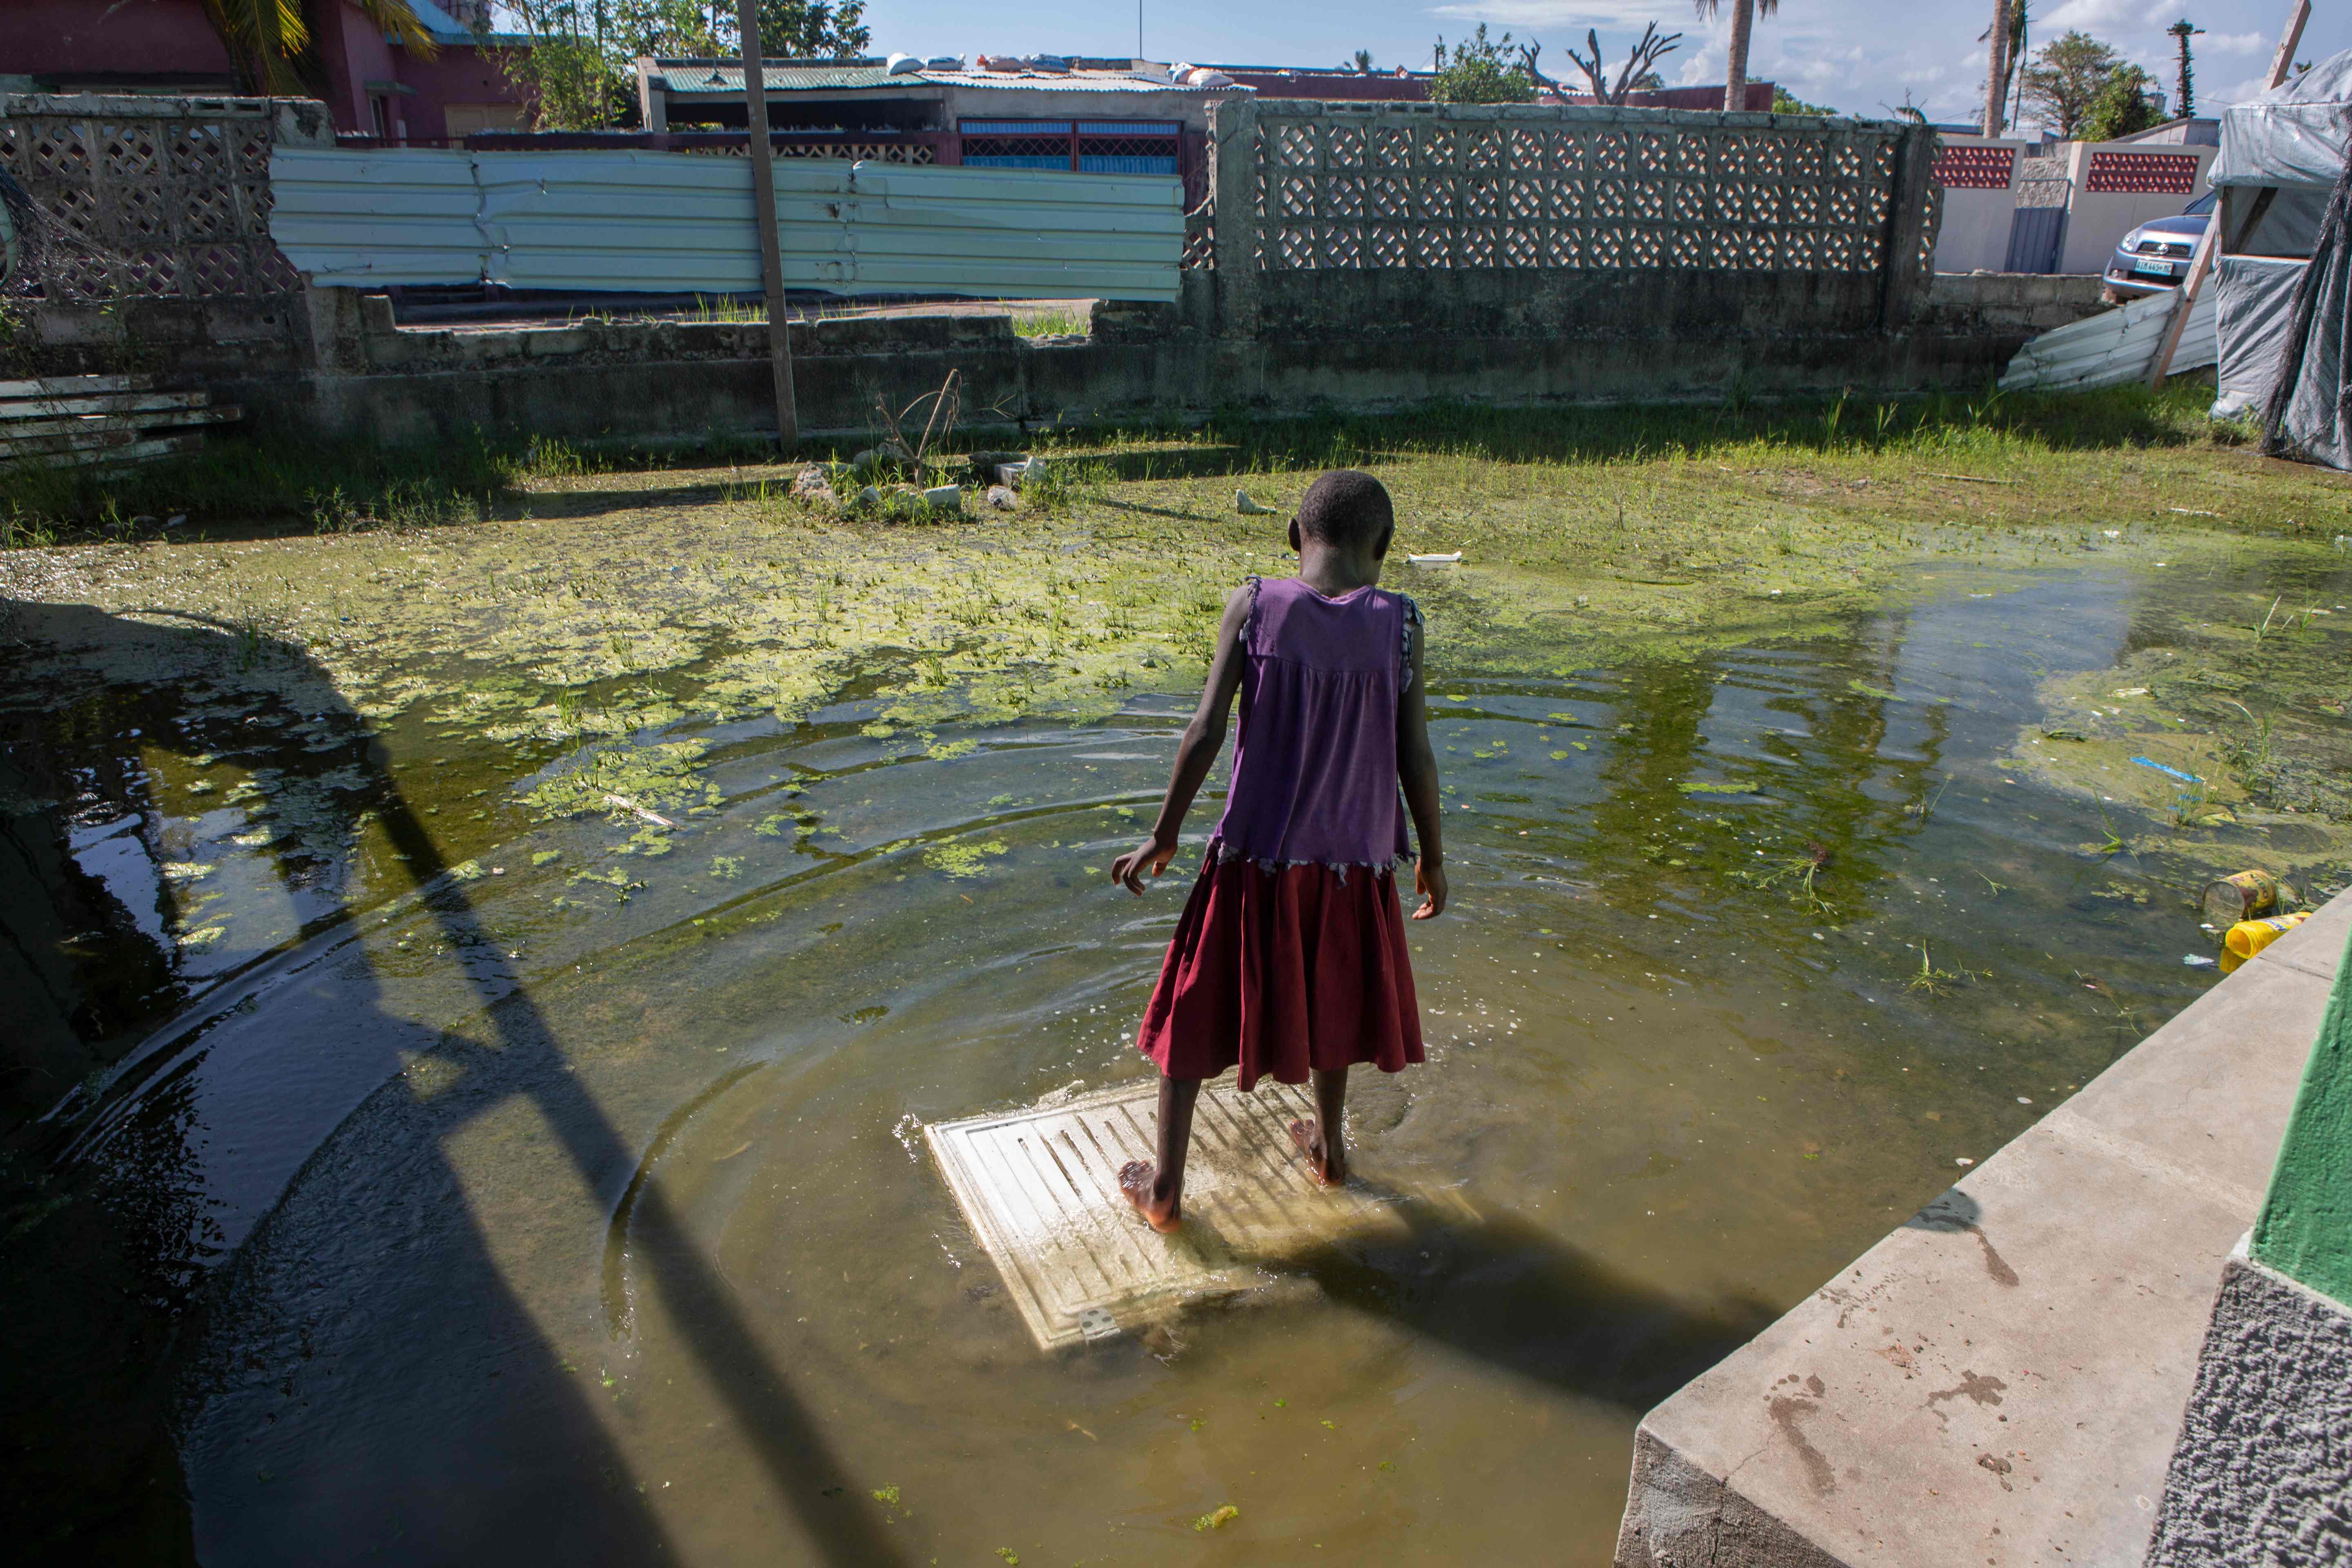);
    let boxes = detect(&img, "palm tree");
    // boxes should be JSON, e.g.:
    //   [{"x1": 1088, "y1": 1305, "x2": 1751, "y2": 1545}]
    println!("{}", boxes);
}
[
  {"x1": 200, "y1": 1, "x2": 437, "y2": 96},
  {"x1": 1980, "y1": 2, "x2": 2030, "y2": 134},
  {"x1": 1982, "y1": 1, "x2": 2013, "y2": 134},
  {"x1": 1694, "y1": 0, "x2": 1779, "y2": 111}
]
